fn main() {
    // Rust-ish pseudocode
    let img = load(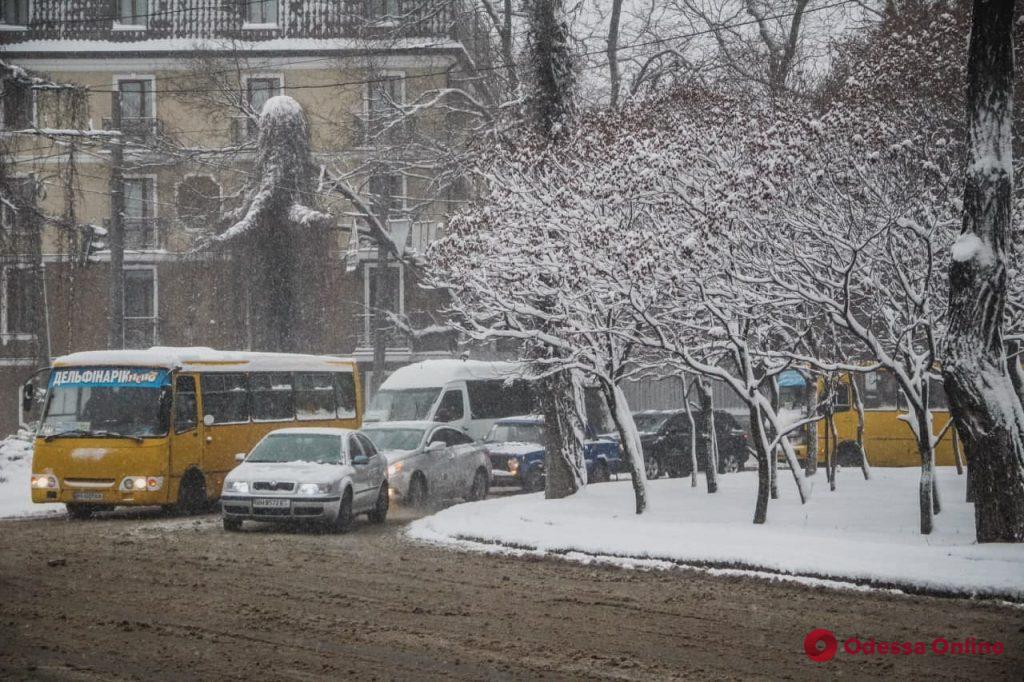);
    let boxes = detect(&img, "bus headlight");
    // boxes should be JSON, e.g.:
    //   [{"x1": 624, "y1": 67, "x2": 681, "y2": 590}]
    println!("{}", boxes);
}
[
  {"x1": 120, "y1": 476, "x2": 163, "y2": 492},
  {"x1": 224, "y1": 480, "x2": 249, "y2": 494},
  {"x1": 298, "y1": 483, "x2": 329, "y2": 495},
  {"x1": 31, "y1": 474, "x2": 58, "y2": 490}
]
